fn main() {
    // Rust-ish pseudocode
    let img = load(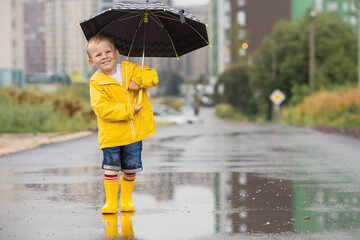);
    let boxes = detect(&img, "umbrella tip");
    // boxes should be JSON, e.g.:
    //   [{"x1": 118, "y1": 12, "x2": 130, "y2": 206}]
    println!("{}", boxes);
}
[
  {"x1": 205, "y1": 24, "x2": 208, "y2": 27},
  {"x1": 176, "y1": 54, "x2": 179, "y2": 61},
  {"x1": 109, "y1": 8, "x2": 112, "y2": 11},
  {"x1": 76, "y1": 22, "x2": 80, "y2": 26}
]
